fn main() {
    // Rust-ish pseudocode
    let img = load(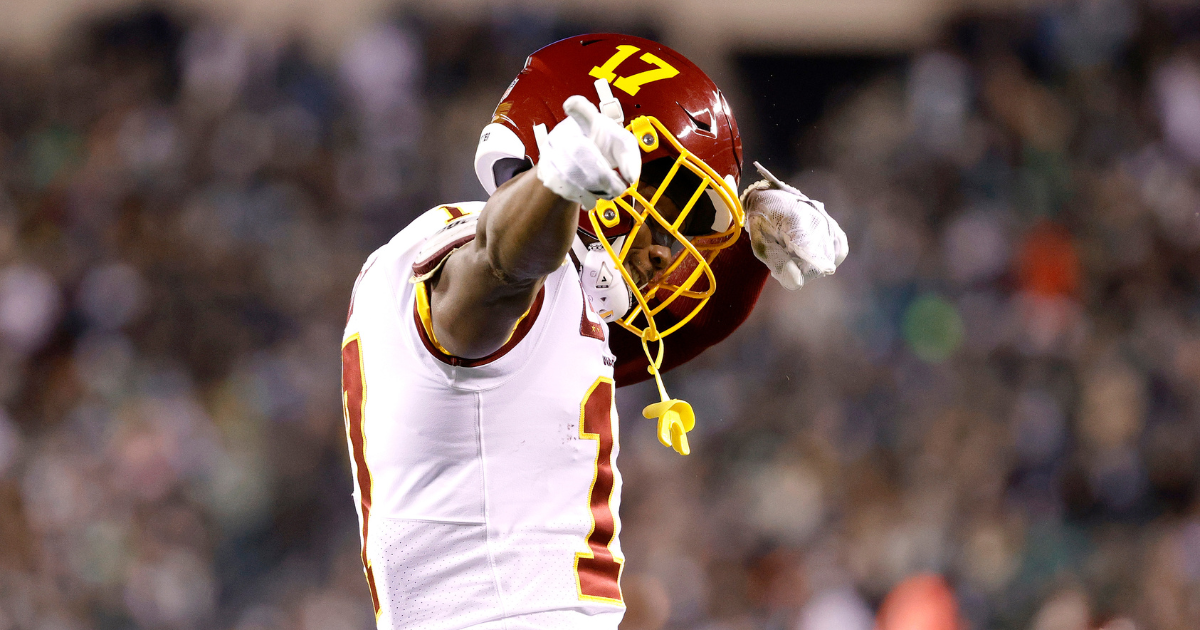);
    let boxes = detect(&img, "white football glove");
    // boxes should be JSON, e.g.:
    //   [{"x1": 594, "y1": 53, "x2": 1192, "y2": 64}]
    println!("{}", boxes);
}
[
  {"x1": 534, "y1": 95, "x2": 641, "y2": 210},
  {"x1": 742, "y1": 162, "x2": 848, "y2": 291}
]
